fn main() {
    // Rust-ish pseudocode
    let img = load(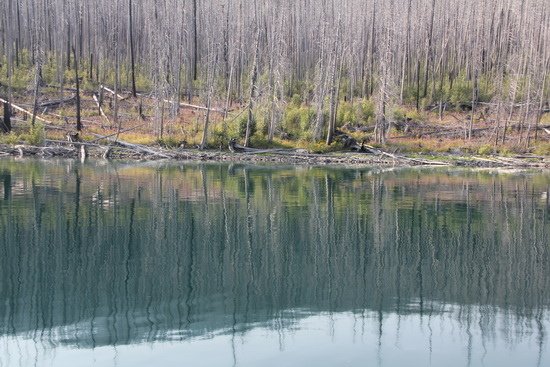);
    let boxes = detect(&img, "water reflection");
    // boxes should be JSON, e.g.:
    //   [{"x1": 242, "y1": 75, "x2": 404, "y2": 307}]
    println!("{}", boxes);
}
[{"x1": 0, "y1": 159, "x2": 549, "y2": 366}]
